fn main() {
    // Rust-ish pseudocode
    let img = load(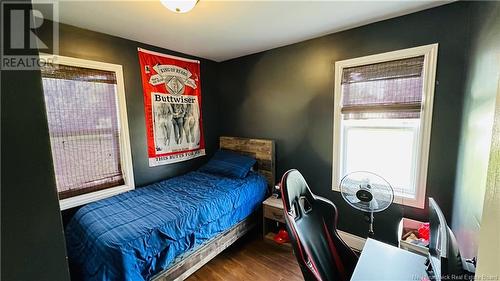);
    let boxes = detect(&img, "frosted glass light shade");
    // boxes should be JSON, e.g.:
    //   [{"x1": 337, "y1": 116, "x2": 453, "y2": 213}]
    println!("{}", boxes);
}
[{"x1": 161, "y1": 0, "x2": 198, "y2": 13}]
